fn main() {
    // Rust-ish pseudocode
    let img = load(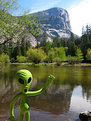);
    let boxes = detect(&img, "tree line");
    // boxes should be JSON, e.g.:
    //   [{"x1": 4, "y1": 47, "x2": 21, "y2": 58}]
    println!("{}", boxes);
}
[
  {"x1": 0, "y1": 0, "x2": 91, "y2": 65},
  {"x1": 0, "y1": 25, "x2": 91, "y2": 65}
]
